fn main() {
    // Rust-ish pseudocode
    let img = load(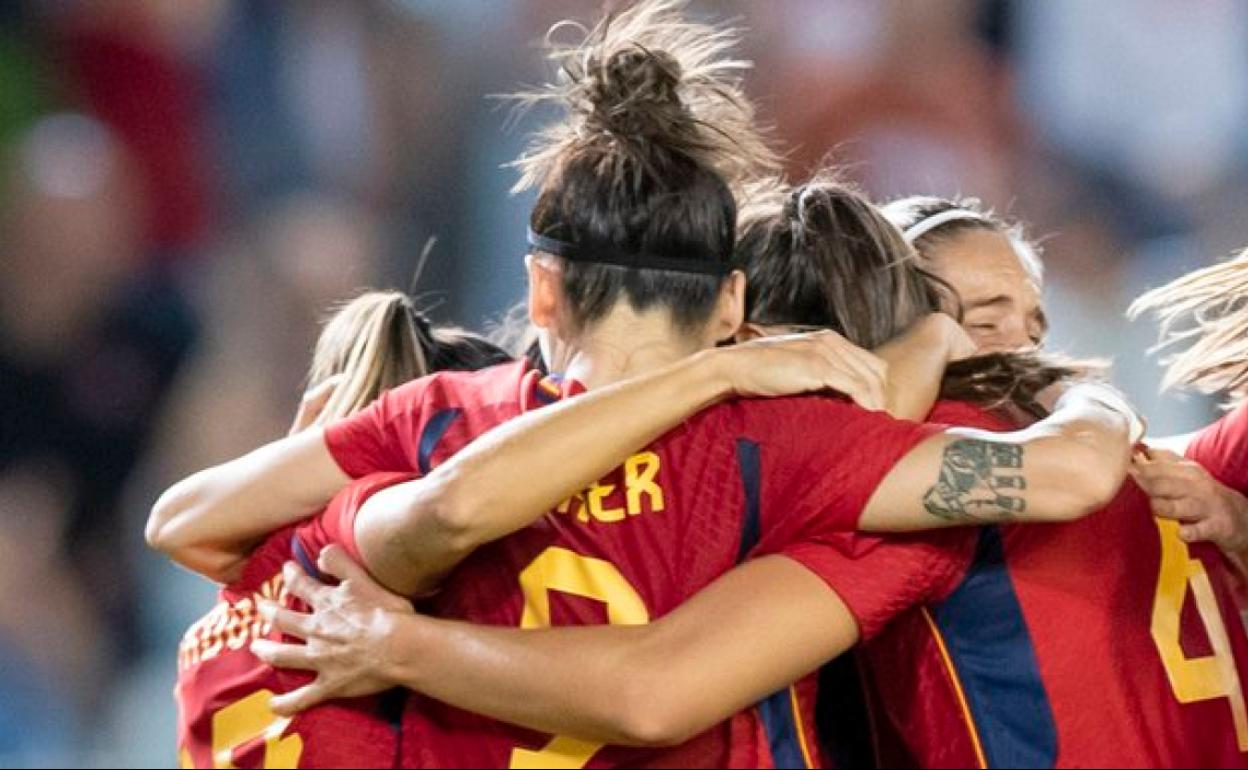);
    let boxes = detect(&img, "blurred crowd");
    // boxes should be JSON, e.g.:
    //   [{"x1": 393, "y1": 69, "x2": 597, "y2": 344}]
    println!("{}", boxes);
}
[{"x1": 1, "y1": 0, "x2": 1247, "y2": 765}]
